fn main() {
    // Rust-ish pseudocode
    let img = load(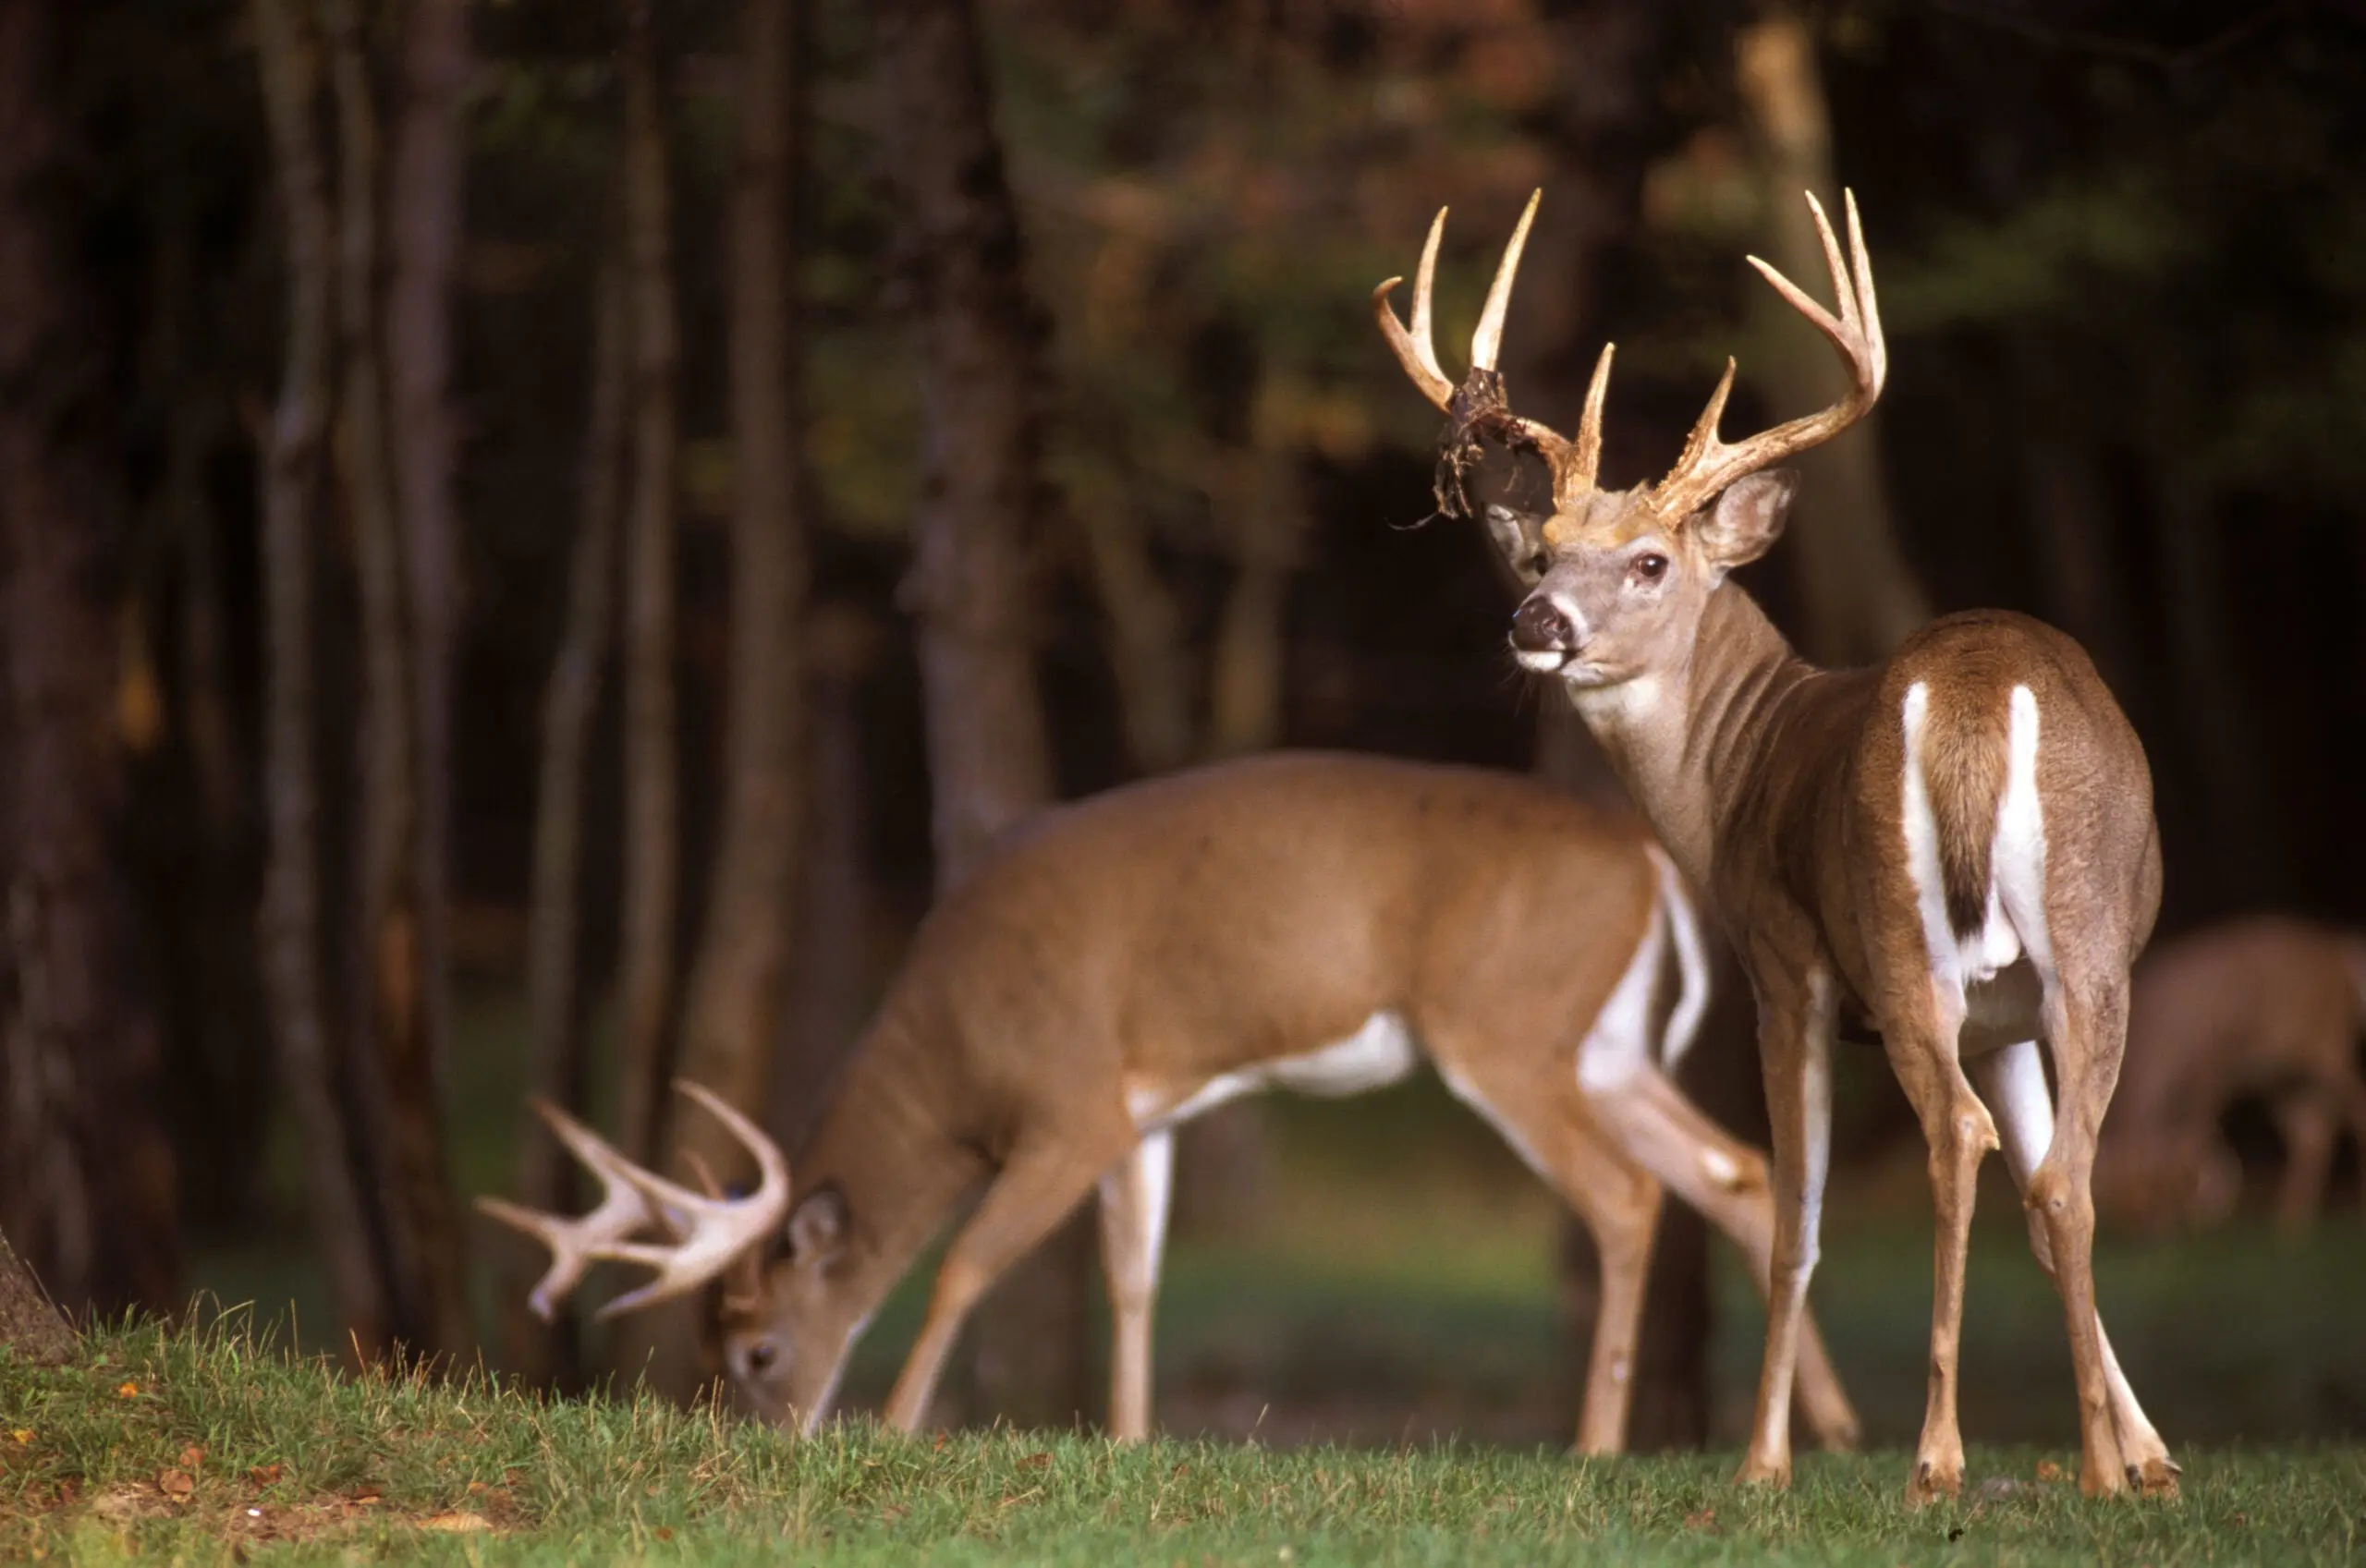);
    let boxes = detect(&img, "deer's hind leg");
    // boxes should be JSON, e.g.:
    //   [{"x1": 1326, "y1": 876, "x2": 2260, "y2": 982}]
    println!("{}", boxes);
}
[
  {"x1": 1576, "y1": 1064, "x2": 1860, "y2": 1451},
  {"x1": 1432, "y1": 1046, "x2": 1662, "y2": 1456},
  {"x1": 2022, "y1": 969, "x2": 2176, "y2": 1498},
  {"x1": 1971, "y1": 1037, "x2": 2175, "y2": 1494}
]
